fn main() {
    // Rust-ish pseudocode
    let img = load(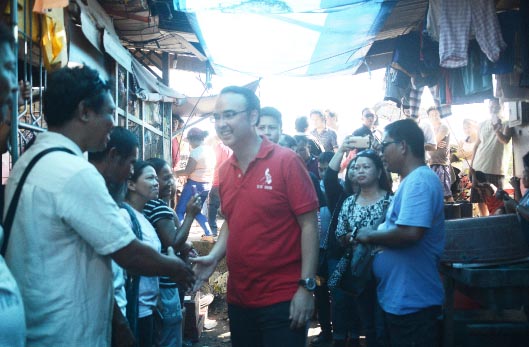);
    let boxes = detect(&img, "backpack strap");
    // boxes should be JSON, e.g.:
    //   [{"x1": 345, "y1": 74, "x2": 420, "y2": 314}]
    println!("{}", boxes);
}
[{"x1": 1, "y1": 147, "x2": 75, "y2": 256}]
